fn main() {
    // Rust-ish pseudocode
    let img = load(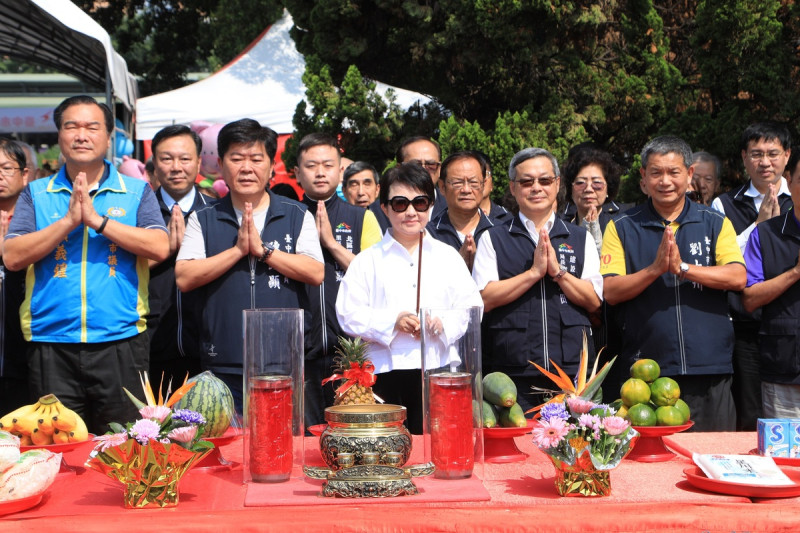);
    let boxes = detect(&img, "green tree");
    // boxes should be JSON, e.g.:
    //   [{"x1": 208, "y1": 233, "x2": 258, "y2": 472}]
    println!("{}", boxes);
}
[{"x1": 282, "y1": 58, "x2": 408, "y2": 172}]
